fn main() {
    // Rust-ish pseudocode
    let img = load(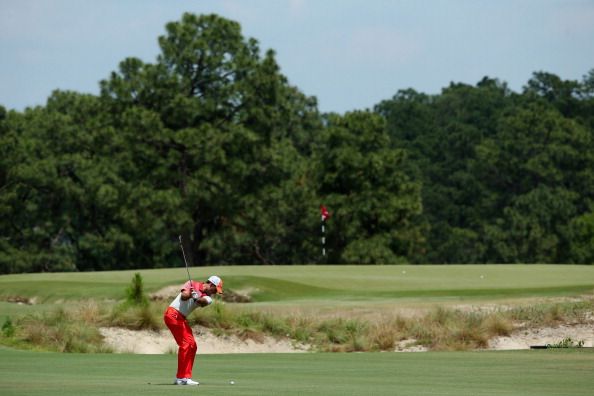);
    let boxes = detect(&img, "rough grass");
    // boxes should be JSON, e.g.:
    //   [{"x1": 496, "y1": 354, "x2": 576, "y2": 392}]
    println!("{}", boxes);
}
[
  {"x1": 1, "y1": 296, "x2": 592, "y2": 353},
  {"x1": 187, "y1": 296, "x2": 594, "y2": 352},
  {"x1": 1, "y1": 266, "x2": 592, "y2": 353},
  {"x1": 2, "y1": 303, "x2": 112, "y2": 353}
]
